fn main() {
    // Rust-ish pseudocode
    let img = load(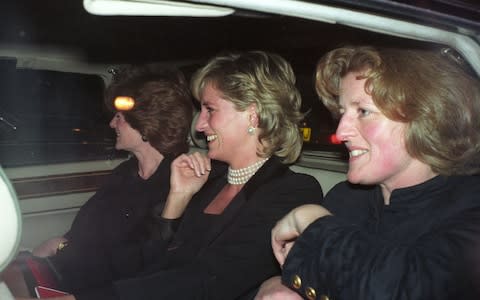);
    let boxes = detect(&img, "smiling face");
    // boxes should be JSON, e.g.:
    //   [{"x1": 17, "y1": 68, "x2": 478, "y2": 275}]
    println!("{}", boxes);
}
[
  {"x1": 195, "y1": 83, "x2": 258, "y2": 167},
  {"x1": 337, "y1": 72, "x2": 434, "y2": 196},
  {"x1": 109, "y1": 112, "x2": 144, "y2": 152}
]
